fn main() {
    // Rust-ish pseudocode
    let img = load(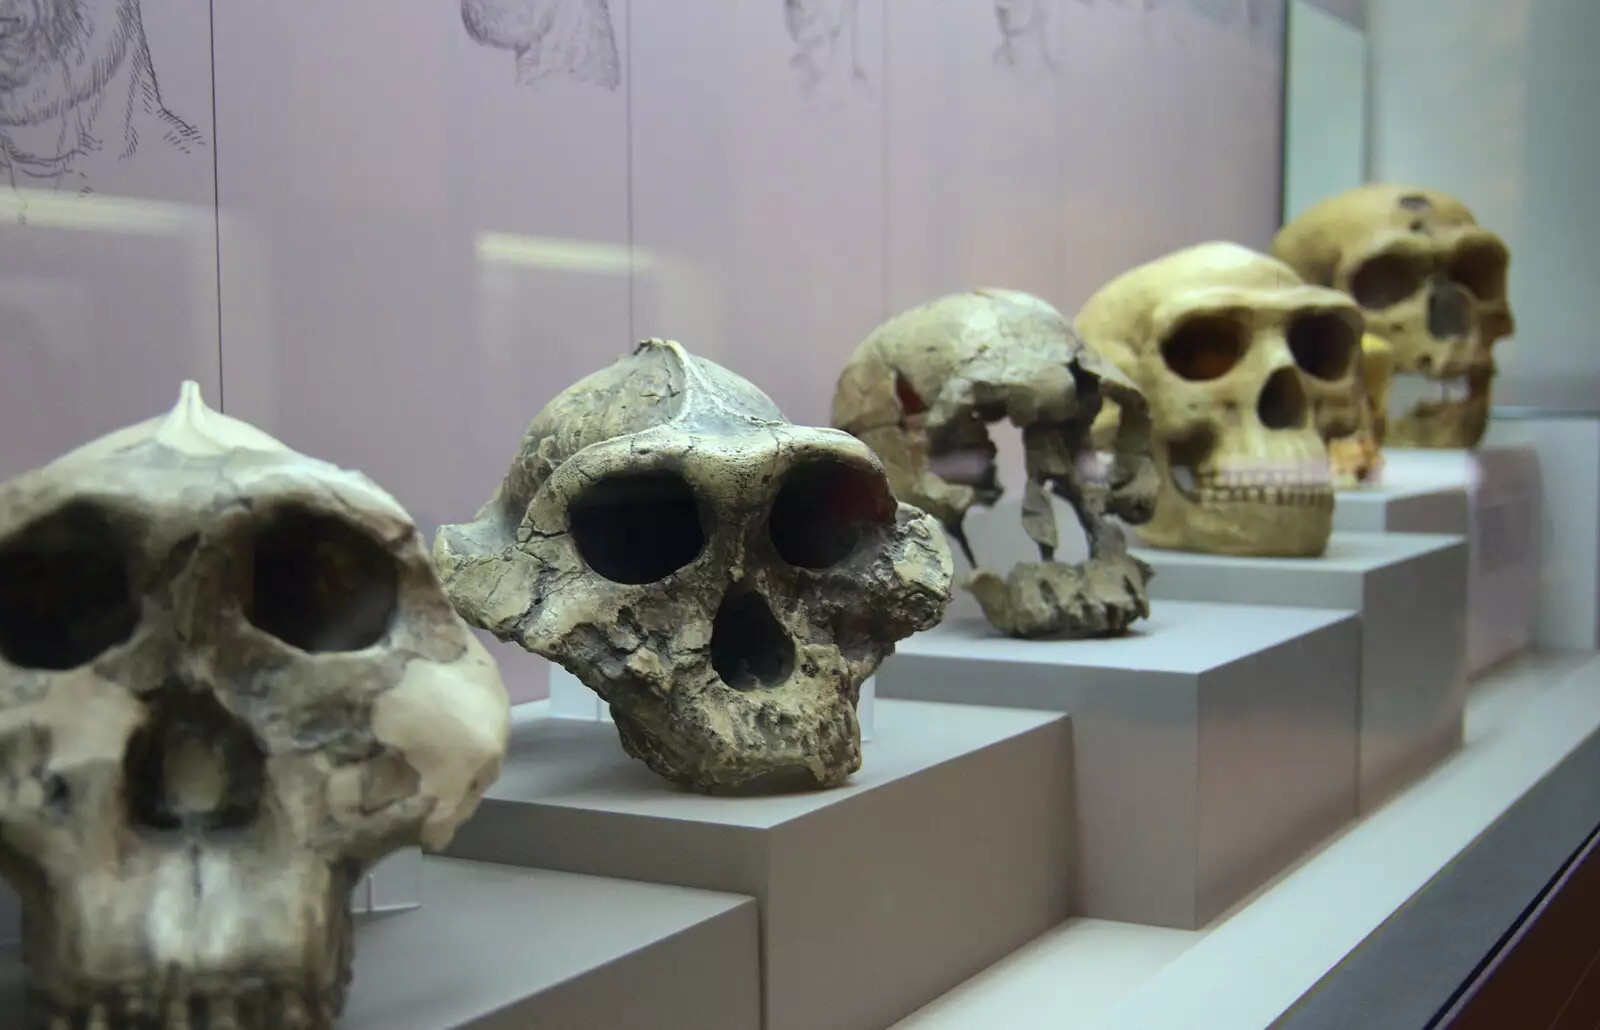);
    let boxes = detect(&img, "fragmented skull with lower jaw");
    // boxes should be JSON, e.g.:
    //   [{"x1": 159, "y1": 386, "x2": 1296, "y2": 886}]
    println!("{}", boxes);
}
[
  {"x1": 1076, "y1": 243, "x2": 1366, "y2": 557},
  {"x1": 0, "y1": 383, "x2": 509, "y2": 1029},
  {"x1": 435, "y1": 339, "x2": 952, "y2": 795},
  {"x1": 832, "y1": 289, "x2": 1159, "y2": 638},
  {"x1": 1272, "y1": 183, "x2": 1514, "y2": 449}
]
